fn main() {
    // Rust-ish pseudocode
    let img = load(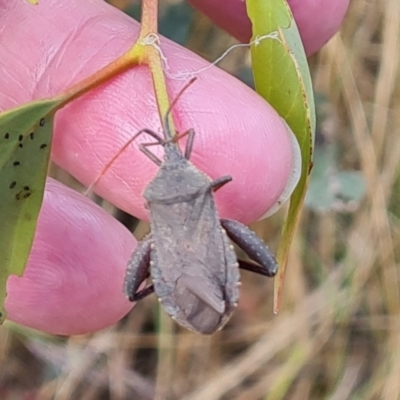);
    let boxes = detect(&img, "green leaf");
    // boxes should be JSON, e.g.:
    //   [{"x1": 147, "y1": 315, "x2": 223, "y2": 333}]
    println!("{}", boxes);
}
[
  {"x1": 0, "y1": 99, "x2": 62, "y2": 323},
  {"x1": 245, "y1": 0, "x2": 315, "y2": 311}
]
